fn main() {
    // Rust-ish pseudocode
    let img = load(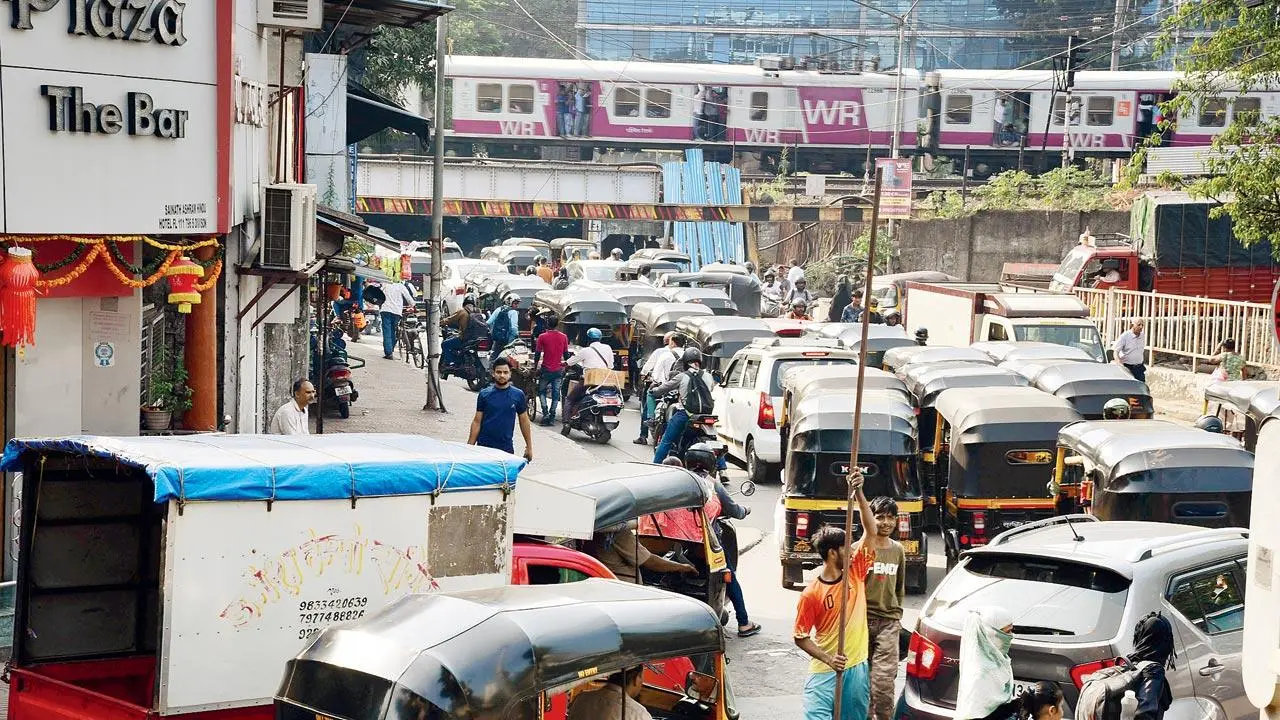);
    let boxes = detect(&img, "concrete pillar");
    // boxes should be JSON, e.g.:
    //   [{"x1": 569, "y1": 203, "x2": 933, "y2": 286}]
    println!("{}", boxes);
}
[{"x1": 184, "y1": 246, "x2": 218, "y2": 431}]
